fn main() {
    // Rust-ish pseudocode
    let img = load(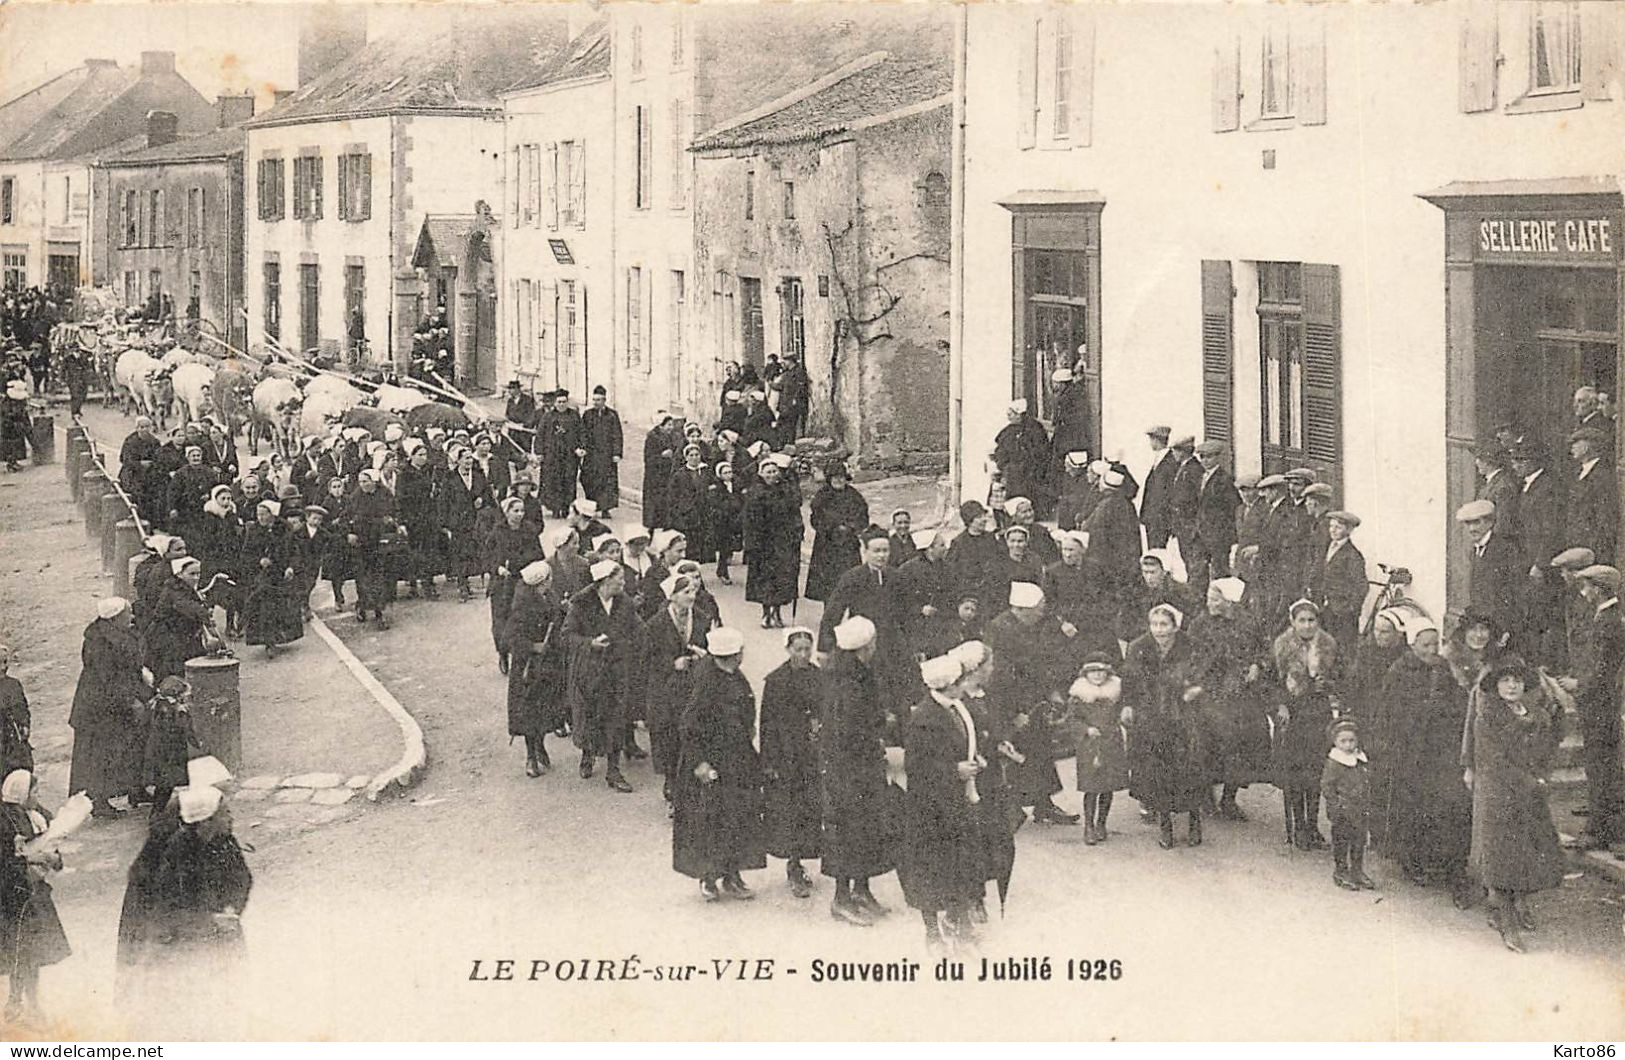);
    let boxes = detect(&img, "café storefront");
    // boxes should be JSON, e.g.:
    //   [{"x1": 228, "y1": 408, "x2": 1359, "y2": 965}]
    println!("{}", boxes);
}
[{"x1": 1421, "y1": 178, "x2": 1623, "y2": 606}]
